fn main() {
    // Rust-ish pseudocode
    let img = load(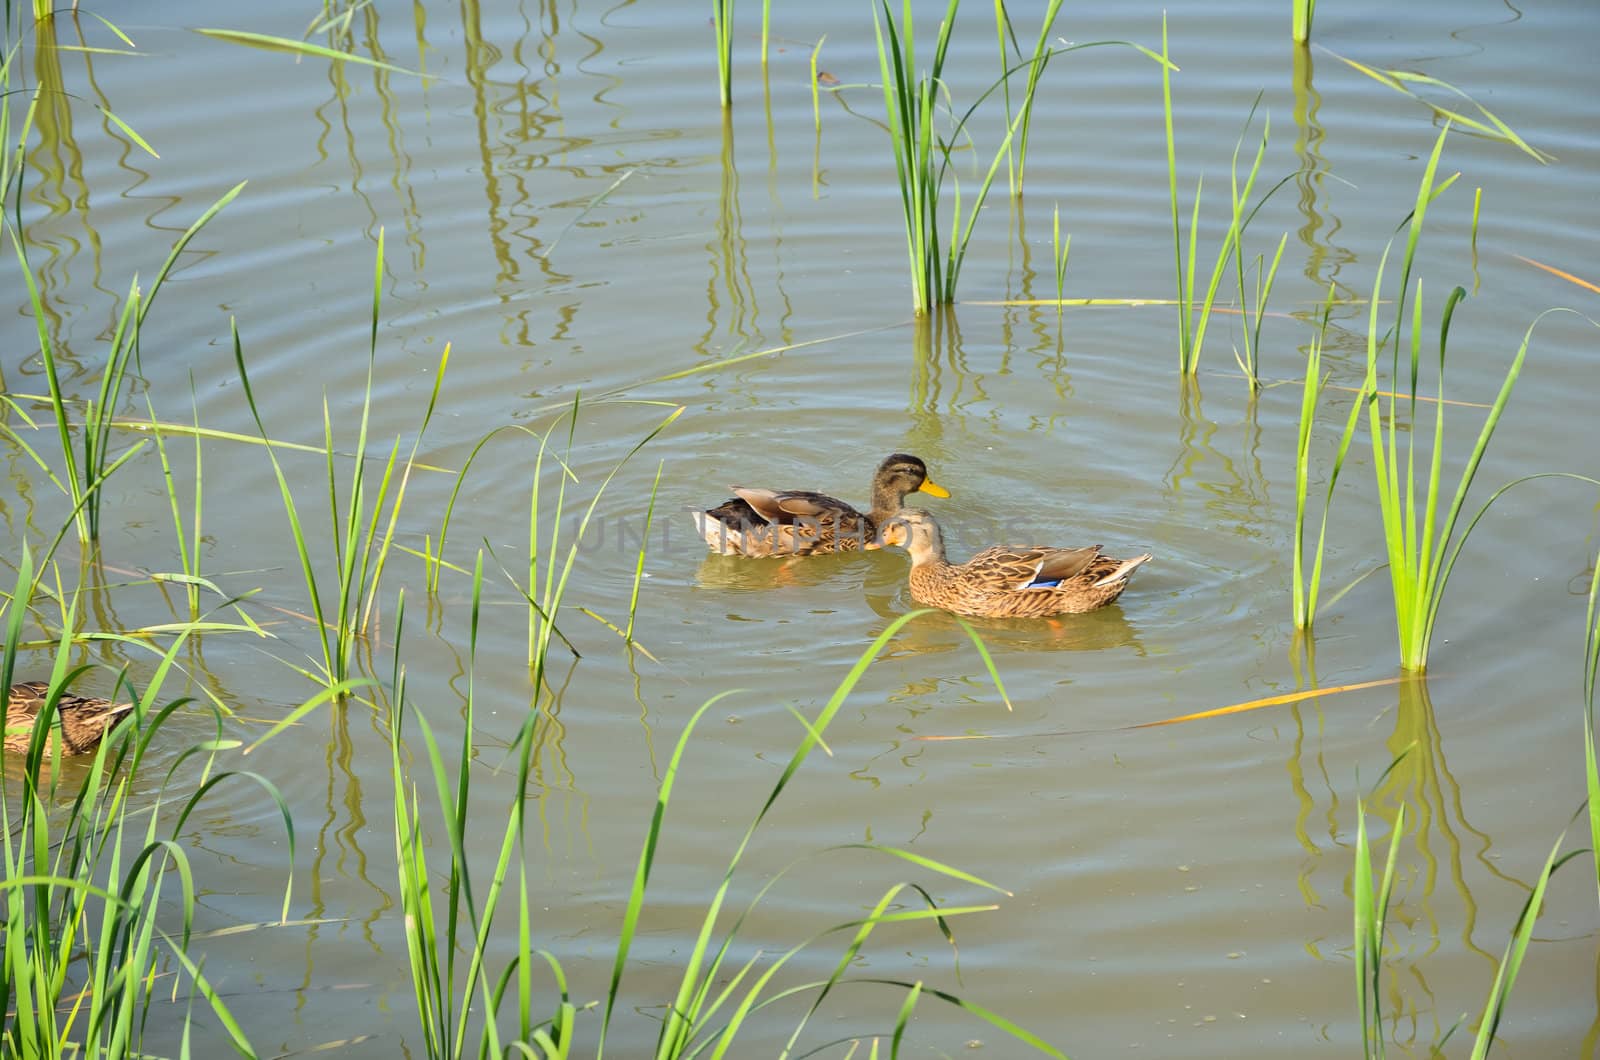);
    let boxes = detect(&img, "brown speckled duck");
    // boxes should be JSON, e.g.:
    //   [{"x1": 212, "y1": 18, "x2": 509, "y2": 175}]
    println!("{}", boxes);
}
[
  {"x1": 879, "y1": 508, "x2": 1152, "y2": 618},
  {"x1": 694, "y1": 452, "x2": 949, "y2": 557},
  {"x1": 3, "y1": 681, "x2": 136, "y2": 756}
]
